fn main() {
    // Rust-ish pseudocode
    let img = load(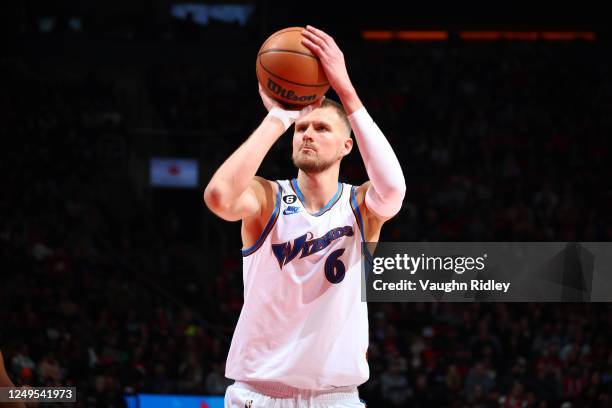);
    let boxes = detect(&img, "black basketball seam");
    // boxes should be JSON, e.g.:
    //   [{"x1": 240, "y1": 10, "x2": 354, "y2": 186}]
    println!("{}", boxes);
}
[
  {"x1": 257, "y1": 59, "x2": 329, "y2": 88},
  {"x1": 259, "y1": 28, "x2": 304, "y2": 53},
  {"x1": 258, "y1": 49, "x2": 317, "y2": 59}
]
